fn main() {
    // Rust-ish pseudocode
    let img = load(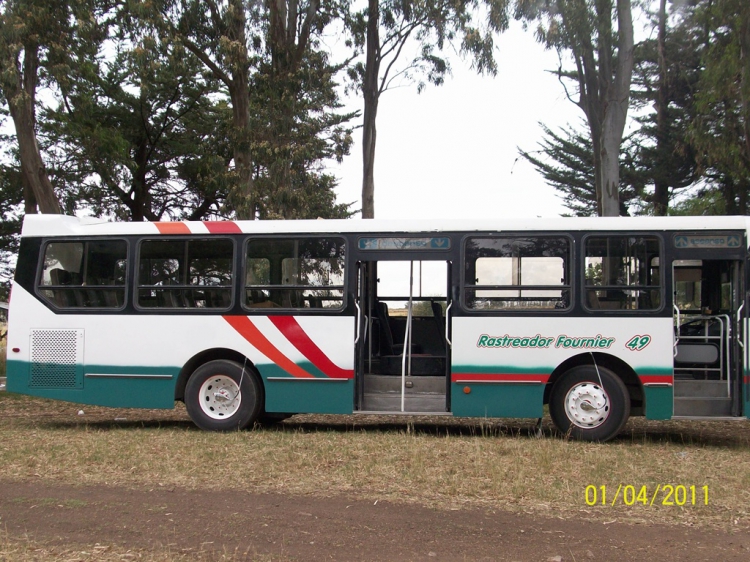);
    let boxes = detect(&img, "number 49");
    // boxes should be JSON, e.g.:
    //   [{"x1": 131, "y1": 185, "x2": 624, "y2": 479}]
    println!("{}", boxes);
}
[{"x1": 626, "y1": 335, "x2": 651, "y2": 351}]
